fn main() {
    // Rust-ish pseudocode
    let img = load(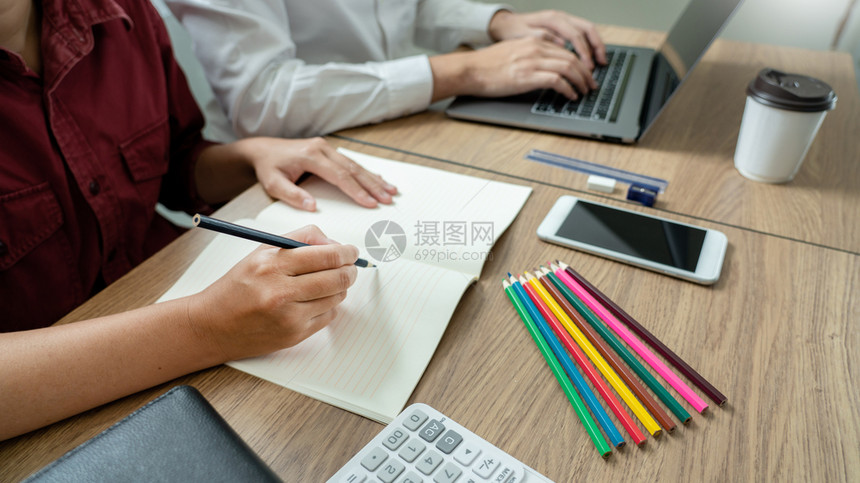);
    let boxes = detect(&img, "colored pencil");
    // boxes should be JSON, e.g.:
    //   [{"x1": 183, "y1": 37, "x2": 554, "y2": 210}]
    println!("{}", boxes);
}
[
  {"x1": 503, "y1": 279, "x2": 613, "y2": 459},
  {"x1": 549, "y1": 265, "x2": 709, "y2": 413},
  {"x1": 546, "y1": 267, "x2": 695, "y2": 423},
  {"x1": 538, "y1": 266, "x2": 680, "y2": 432},
  {"x1": 192, "y1": 214, "x2": 375, "y2": 268},
  {"x1": 533, "y1": 267, "x2": 670, "y2": 440},
  {"x1": 510, "y1": 275, "x2": 625, "y2": 449},
  {"x1": 559, "y1": 261, "x2": 727, "y2": 407},
  {"x1": 523, "y1": 273, "x2": 663, "y2": 437},
  {"x1": 515, "y1": 274, "x2": 644, "y2": 447}
]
